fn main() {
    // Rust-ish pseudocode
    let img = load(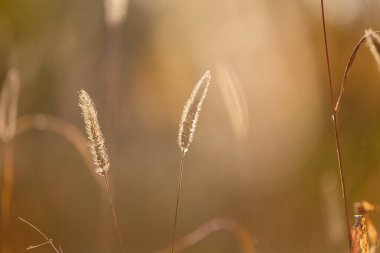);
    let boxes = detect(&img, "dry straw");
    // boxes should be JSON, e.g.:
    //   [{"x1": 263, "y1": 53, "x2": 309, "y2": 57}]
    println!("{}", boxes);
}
[
  {"x1": 318, "y1": 2, "x2": 380, "y2": 251},
  {"x1": 351, "y1": 215, "x2": 369, "y2": 253},
  {"x1": 321, "y1": 3, "x2": 380, "y2": 250},
  {"x1": 171, "y1": 70, "x2": 211, "y2": 253},
  {"x1": 354, "y1": 201, "x2": 379, "y2": 253}
]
